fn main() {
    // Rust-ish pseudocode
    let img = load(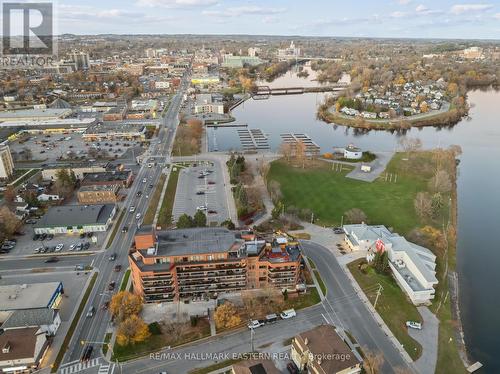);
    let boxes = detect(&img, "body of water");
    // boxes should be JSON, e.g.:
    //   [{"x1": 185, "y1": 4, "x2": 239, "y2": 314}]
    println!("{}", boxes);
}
[{"x1": 209, "y1": 67, "x2": 500, "y2": 372}]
